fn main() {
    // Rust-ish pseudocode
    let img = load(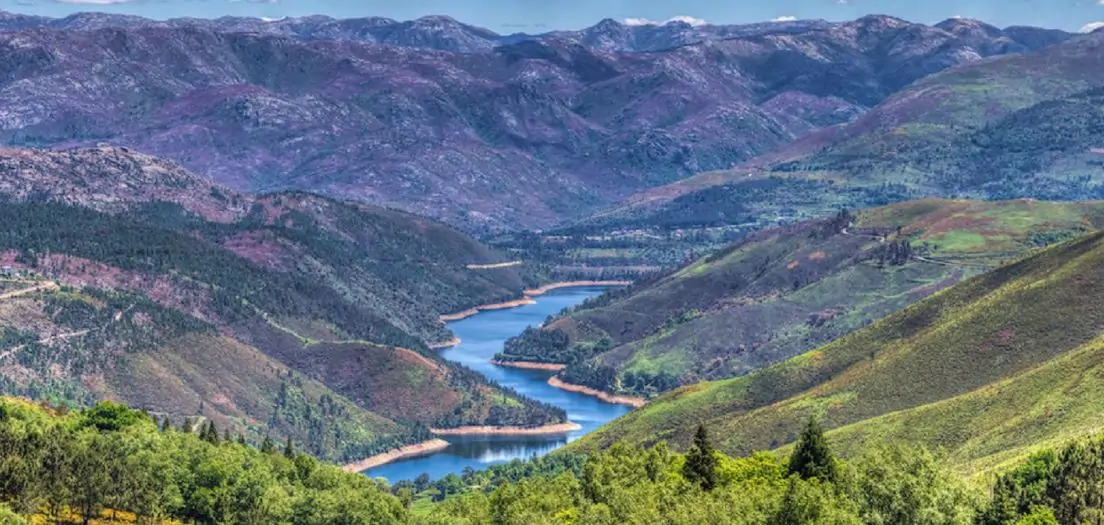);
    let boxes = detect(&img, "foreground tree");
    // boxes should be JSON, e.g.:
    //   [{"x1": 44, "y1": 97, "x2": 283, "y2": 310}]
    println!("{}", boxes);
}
[
  {"x1": 683, "y1": 424, "x2": 719, "y2": 491},
  {"x1": 788, "y1": 417, "x2": 838, "y2": 482}
]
